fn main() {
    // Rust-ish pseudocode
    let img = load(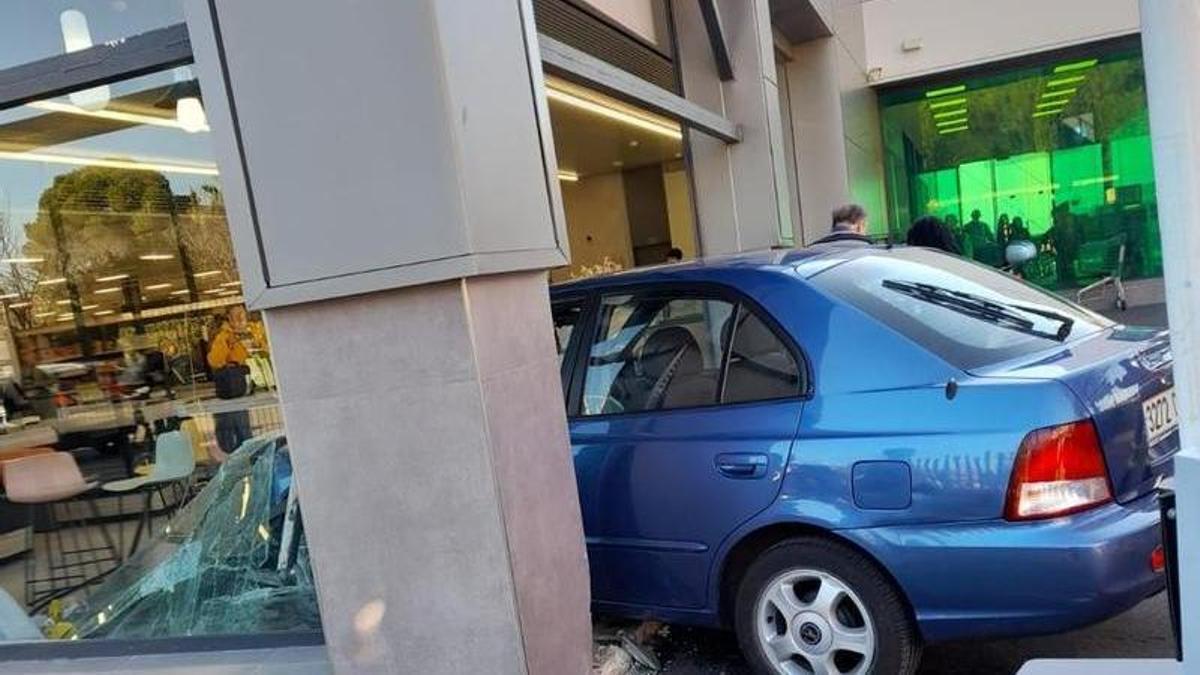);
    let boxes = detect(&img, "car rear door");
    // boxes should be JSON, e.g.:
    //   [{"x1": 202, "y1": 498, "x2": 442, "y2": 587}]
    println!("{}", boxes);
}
[{"x1": 567, "y1": 285, "x2": 806, "y2": 610}]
